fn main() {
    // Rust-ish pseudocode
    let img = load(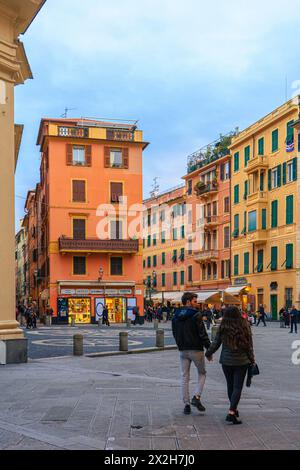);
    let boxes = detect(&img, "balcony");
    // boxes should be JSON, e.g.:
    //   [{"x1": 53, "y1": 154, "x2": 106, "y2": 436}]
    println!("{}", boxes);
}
[
  {"x1": 245, "y1": 155, "x2": 268, "y2": 174},
  {"x1": 59, "y1": 237, "x2": 139, "y2": 254},
  {"x1": 195, "y1": 181, "x2": 218, "y2": 199},
  {"x1": 246, "y1": 191, "x2": 268, "y2": 207},
  {"x1": 246, "y1": 230, "x2": 267, "y2": 245},
  {"x1": 204, "y1": 215, "x2": 219, "y2": 229},
  {"x1": 194, "y1": 249, "x2": 218, "y2": 263}
]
